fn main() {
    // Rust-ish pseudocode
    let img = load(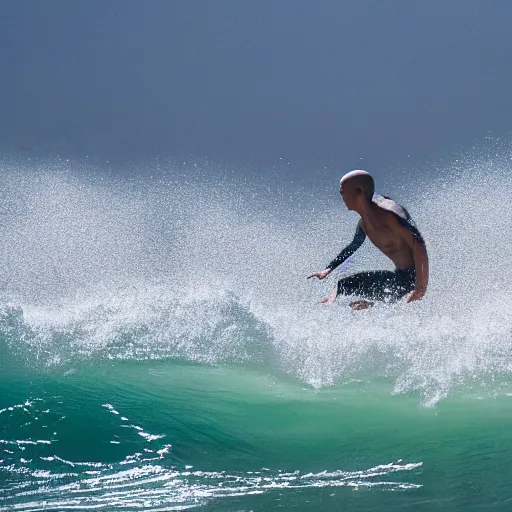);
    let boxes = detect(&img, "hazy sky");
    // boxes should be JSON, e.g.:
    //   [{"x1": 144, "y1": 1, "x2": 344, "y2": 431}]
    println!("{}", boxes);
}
[{"x1": 1, "y1": 0, "x2": 511, "y2": 175}]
